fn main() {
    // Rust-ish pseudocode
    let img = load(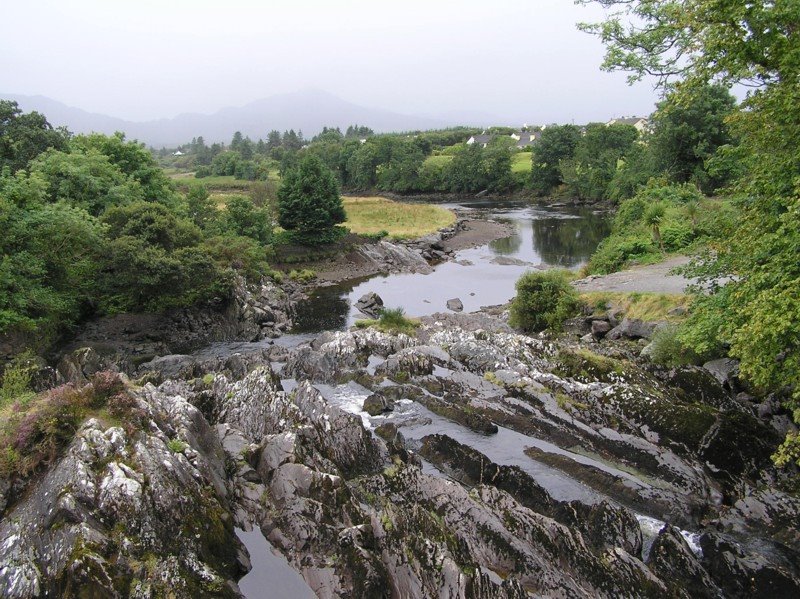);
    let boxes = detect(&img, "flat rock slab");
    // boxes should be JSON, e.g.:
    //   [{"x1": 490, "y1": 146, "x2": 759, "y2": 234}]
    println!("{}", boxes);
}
[{"x1": 572, "y1": 257, "x2": 694, "y2": 294}]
